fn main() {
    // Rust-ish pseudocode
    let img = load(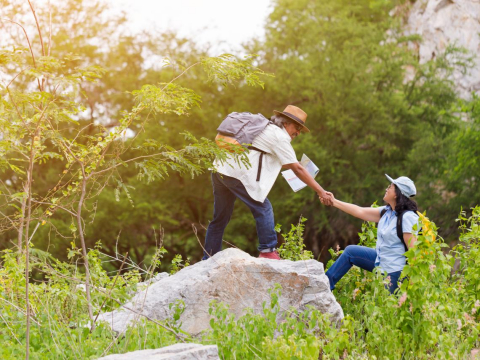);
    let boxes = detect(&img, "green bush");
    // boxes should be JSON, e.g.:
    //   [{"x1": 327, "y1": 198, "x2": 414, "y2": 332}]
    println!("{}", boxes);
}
[
  {"x1": 277, "y1": 216, "x2": 314, "y2": 261},
  {"x1": 1, "y1": 208, "x2": 479, "y2": 359},
  {"x1": 203, "y1": 208, "x2": 480, "y2": 359},
  {"x1": 325, "y1": 207, "x2": 480, "y2": 358},
  {"x1": 0, "y1": 244, "x2": 179, "y2": 359}
]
